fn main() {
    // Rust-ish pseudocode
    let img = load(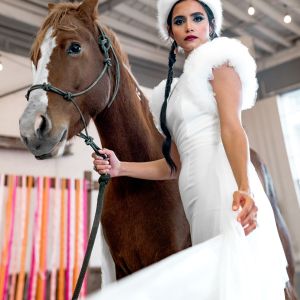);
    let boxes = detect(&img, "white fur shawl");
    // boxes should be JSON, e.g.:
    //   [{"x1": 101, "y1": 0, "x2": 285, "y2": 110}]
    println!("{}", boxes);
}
[
  {"x1": 149, "y1": 37, "x2": 258, "y2": 130},
  {"x1": 183, "y1": 37, "x2": 258, "y2": 110},
  {"x1": 150, "y1": 77, "x2": 179, "y2": 134}
]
